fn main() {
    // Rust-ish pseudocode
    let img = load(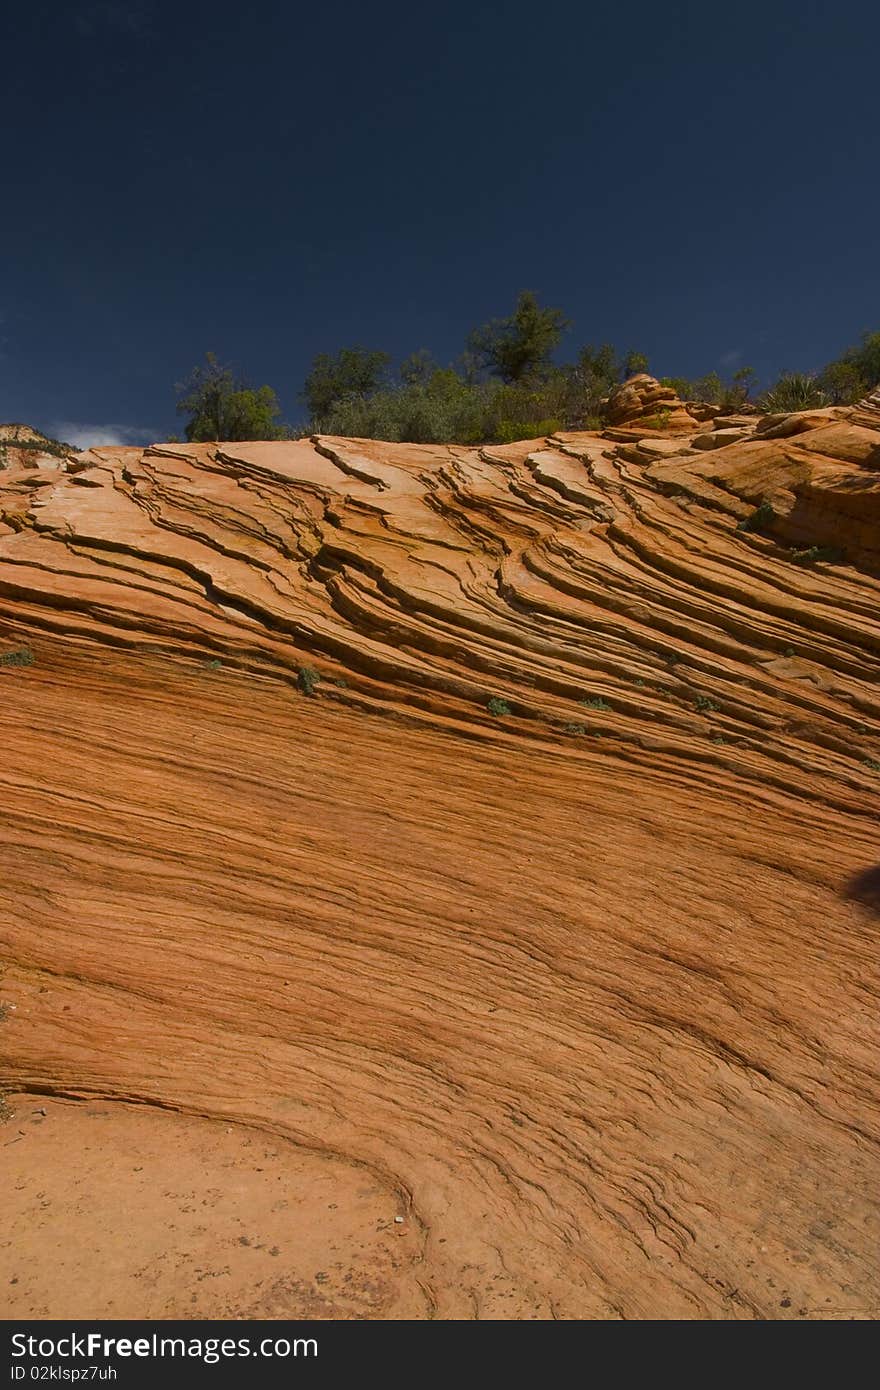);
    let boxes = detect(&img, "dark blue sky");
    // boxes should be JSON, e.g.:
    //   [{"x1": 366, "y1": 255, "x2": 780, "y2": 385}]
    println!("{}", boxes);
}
[{"x1": 2, "y1": 0, "x2": 878, "y2": 445}]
